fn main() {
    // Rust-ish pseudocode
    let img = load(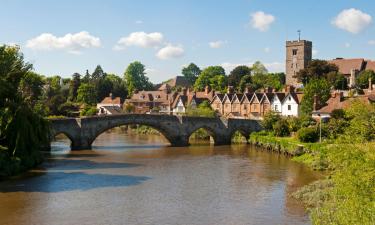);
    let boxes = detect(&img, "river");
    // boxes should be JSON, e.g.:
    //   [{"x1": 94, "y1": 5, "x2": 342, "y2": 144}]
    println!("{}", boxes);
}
[{"x1": 0, "y1": 129, "x2": 320, "y2": 225}]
